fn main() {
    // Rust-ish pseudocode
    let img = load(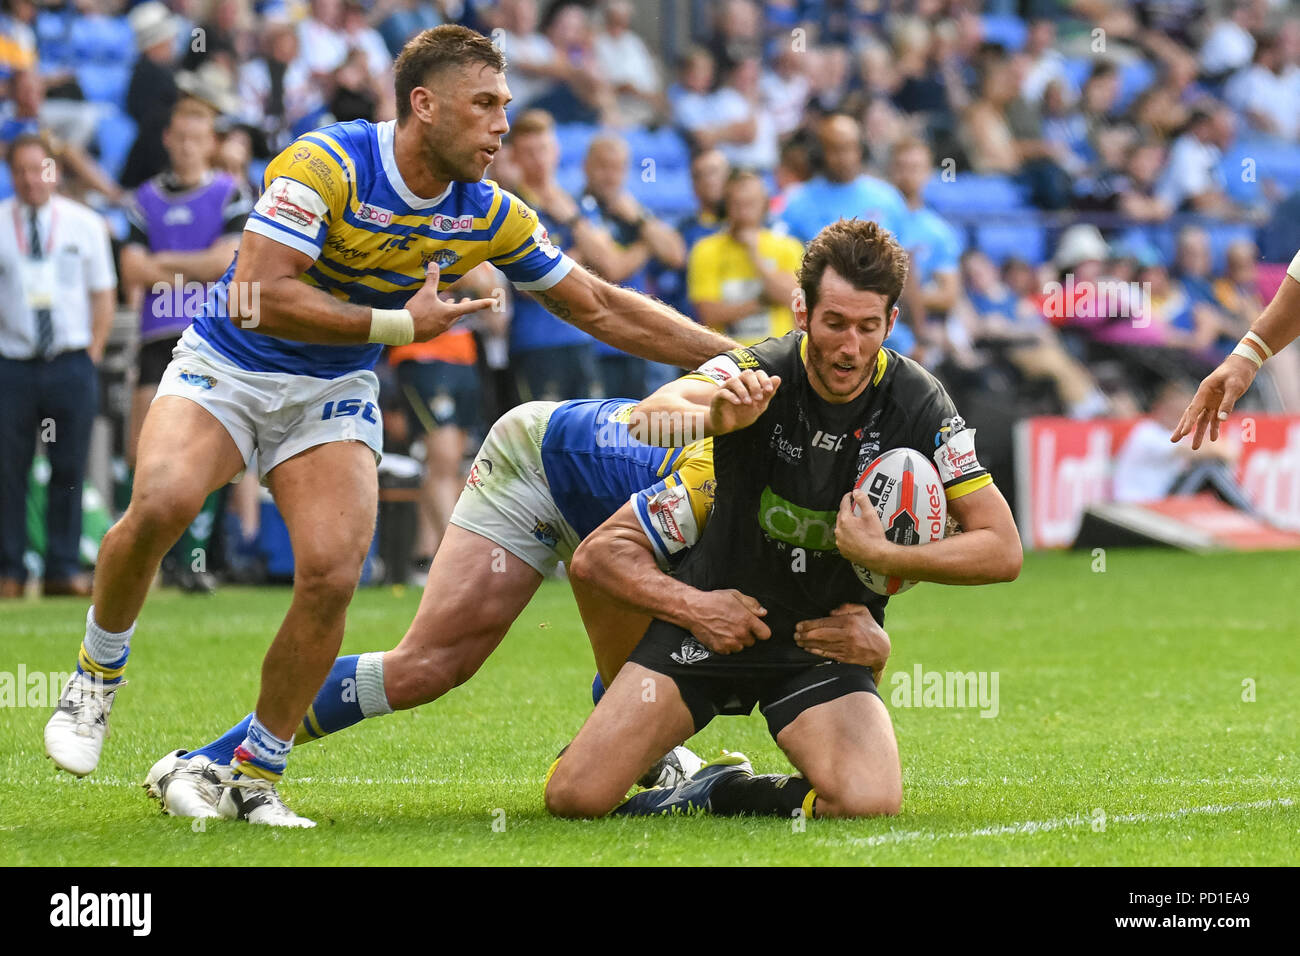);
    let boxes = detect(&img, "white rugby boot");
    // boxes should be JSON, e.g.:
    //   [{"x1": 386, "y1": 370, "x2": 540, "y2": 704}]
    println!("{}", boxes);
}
[
  {"x1": 143, "y1": 750, "x2": 226, "y2": 819},
  {"x1": 217, "y1": 775, "x2": 317, "y2": 828},
  {"x1": 44, "y1": 673, "x2": 123, "y2": 777},
  {"x1": 638, "y1": 745, "x2": 706, "y2": 790}
]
